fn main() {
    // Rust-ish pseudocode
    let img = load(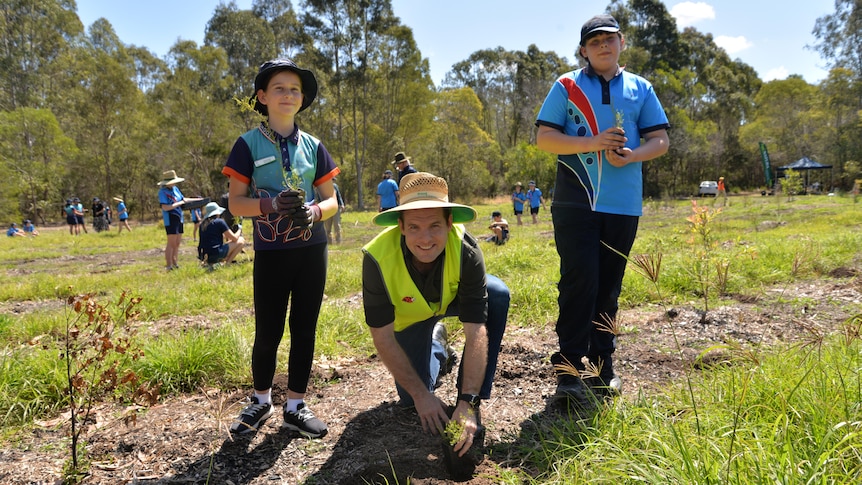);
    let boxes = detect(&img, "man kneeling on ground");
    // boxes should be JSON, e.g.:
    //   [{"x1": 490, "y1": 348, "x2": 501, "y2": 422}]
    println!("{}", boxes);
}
[{"x1": 361, "y1": 172, "x2": 510, "y2": 459}]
